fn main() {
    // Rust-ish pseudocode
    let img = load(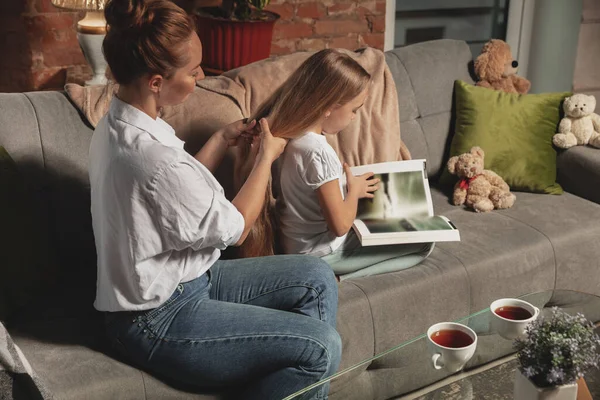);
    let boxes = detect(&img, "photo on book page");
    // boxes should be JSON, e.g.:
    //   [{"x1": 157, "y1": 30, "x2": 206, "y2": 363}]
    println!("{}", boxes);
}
[{"x1": 357, "y1": 170, "x2": 429, "y2": 221}]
